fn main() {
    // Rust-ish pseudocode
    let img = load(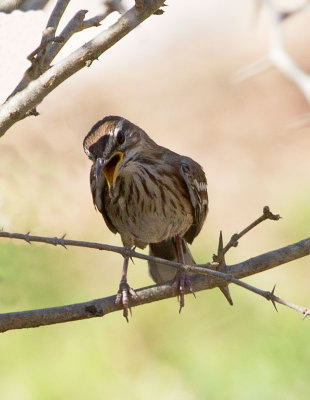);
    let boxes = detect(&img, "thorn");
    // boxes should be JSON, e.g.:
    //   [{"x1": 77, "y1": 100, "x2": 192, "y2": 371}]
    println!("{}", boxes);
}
[
  {"x1": 218, "y1": 230, "x2": 223, "y2": 254},
  {"x1": 268, "y1": 284, "x2": 278, "y2": 311},
  {"x1": 216, "y1": 231, "x2": 226, "y2": 266},
  {"x1": 219, "y1": 285, "x2": 233, "y2": 306},
  {"x1": 129, "y1": 246, "x2": 136, "y2": 264},
  {"x1": 24, "y1": 232, "x2": 31, "y2": 244},
  {"x1": 271, "y1": 299, "x2": 278, "y2": 312},
  {"x1": 59, "y1": 234, "x2": 67, "y2": 249}
]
